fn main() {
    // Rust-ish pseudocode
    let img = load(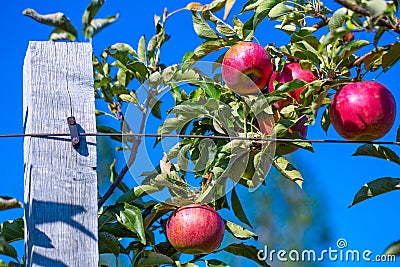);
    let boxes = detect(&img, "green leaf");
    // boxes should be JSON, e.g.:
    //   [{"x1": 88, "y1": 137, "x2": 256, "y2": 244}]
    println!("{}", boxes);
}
[
  {"x1": 109, "y1": 160, "x2": 129, "y2": 193},
  {"x1": 98, "y1": 232, "x2": 120, "y2": 256},
  {"x1": 154, "y1": 241, "x2": 179, "y2": 260},
  {"x1": 0, "y1": 197, "x2": 22, "y2": 211},
  {"x1": 328, "y1": 8, "x2": 347, "y2": 31},
  {"x1": 144, "y1": 203, "x2": 175, "y2": 230},
  {"x1": 225, "y1": 220, "x2": 258, "y2": 240},
  {"x1": 116, "y1": 68, "x2": 127, "y2": 86},
  {"x1": 240, "y1": 0, "x2": 261, "y2": 13},
  {"x1": 157, "y1": 118, "x2": 187, "y2": 136},
  {"x1": 382, "y1": 42, "x2": 400, "y2": 71},
  {"x1": 359, "y1": 46, "x2": 386, "y2": 71},
  {"x1": 150, "y1": 99, "x2": 162, "y2": 119},
  {"x1": 119, "y1": 93, "x2": 139, "y2": 104},
  {"x1": 374, "y1": 26, "x2": 385, "y2": 46},
  {"x1": 365, "y1": 0, "x2": 387, "y2": 17},
  {"x1": 349, "y1": 177, "x2": 400, "y2": 207},
  {"x1": 100, "y1": 221, "x2": 138, "y2": 238},
  {"x1": 170, "y1": 102, "x2": 208, "y2": 117},
  {"x1": 0, "y1": 218, "x2": 24, "y2": 243},
  {"x1": 320, "y1": 27, "x2": 350, "y2": 51},
  {"x1": 199, "y1": 81, "x2": 221, "y2": 100},
  {"x1": 352, "y1": 144, "x2": 400, "y2": 165},
  {"x1": 177, "y1": 144, "x2": 191, "y2": 172},
  {"x1": 294, "y1": 41, "x2": 322, "y2": 64},
  {"x1": 22, "y1": 8, "x2": 78, "y2": 39},
  {"x1": 108, "y1": 42, "x2": 138, "y2": 58},
  {"x1": 340, "y1": 40, "x2": 370, "y2": 60},
  {"x1": 116, "y1": 185, "x2": 161, "y2": 204},
  {"x1": 218, "y1": 140, "x2": 250, "y2": 183},
  {"x1": 252, "y1": 148, "x2": 272, "y2": 183},
  {"x1": 193, "y1": 139, "x2": 218, "y2": 172},
  {"x1": 137, "y1": 251, "x2": 174, "y2": 266},
  {"x1": 397, "y1": 126, "x2": 400, "y2": 142},
  {"x1": 384, "y1": 240, "x2": 400, "y2": 256},
  {"x1": 321, "y1": 105, "x2": 330, "y2": 135},
  {"x1": 0, "y1": 237, "x2": 17, "y2": 260},
  {"x1": 97, "y1": 126, "x2": 122, "y2": 142},
  {"x1": 192, "y1": 39, "x2": 227, "y2": 61},
  {"x1": 204, "y1": 11, "x2": 237, "y2": 37},
  {"x1": 275, "y1": 24, "x2": 296, "y2": 33},
  {"x1": 272, "y1": 79, "x2": 306, "y2": 94},
  {"x1": 268, "y1": 3, "x2": 294, "y2": 19},
  {"x1": 82, "y1": 0, "x2": 105, "y2": 28},
  {"x1": 138, "y1": 35, "x2": 147, "y2": 64},
  {"x1": 243, "y1": 0, "x2": 279, "y2": 39},
  {"x1": 192, "y1": 11, "x2": 220, "y2": 40},
  {"x1": 185, "y1": 0, "x2": 226, "y2": 12},
  {"x1": 272, "y1": 156, "x2": 304, "y2": 188},
  {"x1": 232, "y1": 16, "x2": 244, "y2": 39},
  {"x1": 148, "y1": 71, "x2": 163, "y2": 88},
  {"x1": 204, "y1": 259, "x2": 229, "y2": 267},
  {"x1": 231, "y1": 187, "x2": 252, "y2": 228},
  {"x1": 117, "y1": 203, "x2": 146, "y2": 244},
  {"x1": 223, "y1": 243, "x2": 270, "y2": 267},
  {"x1": 291, "y1": 28, "x2": 319, "y2": 47},
  {"x1": 162, "y1": 65, "x2": 180, "y2": 83},
  {"x1": 49, "y1": 28, "x2": 75, "y2": 41},
  {"x1": 147, "y1": 29, "x2": 168, "y2": 66},
  {"x1": 84, "y1": 14, "x2": 120, "y2": 39}
]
